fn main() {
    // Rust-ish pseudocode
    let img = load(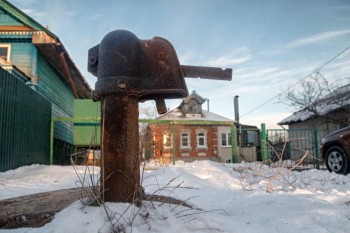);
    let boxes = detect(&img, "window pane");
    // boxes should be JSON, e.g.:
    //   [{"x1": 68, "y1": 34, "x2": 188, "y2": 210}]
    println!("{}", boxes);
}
[
  {"x1": 247, "y1": 131, "x2": 255, "y2": 144},
  {"x1": 221, "y1": 133, "x2": 227, "y2": 146},
  {"x1": 199, "y1": 137, "x2": 204, "y2": 146},
  {"x1": 0, "y1": 47, "x2": 8, "y2": 60},
  {"x1": 198, "y1": 132, "x2": 205, "y2": 146},
  {"x1": 181, "y1": 133, "x2": 188, "y2": 147},
  {"x1": 228, "y1": 133, "x2": 232, "y2": 146}
]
